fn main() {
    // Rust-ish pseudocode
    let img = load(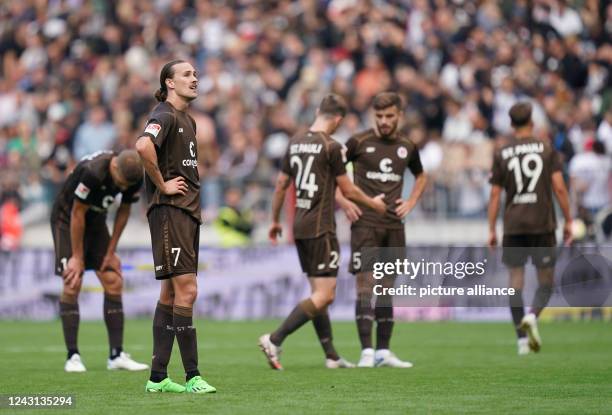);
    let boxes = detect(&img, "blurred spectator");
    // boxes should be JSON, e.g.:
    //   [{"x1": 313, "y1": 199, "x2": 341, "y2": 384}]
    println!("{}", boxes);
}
[
  {"x1": 0, "y1": 0, "x2": 609, "y2": 228},
  {"x1": 569, "y1": 140, "x2": 611, "y2": 216},
  {"x1": 213, "y1": 187, "x2": 254, "y2": 248},
  {"x1": 73, "y1": 106, "x2": 116, "y2": 160}
]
